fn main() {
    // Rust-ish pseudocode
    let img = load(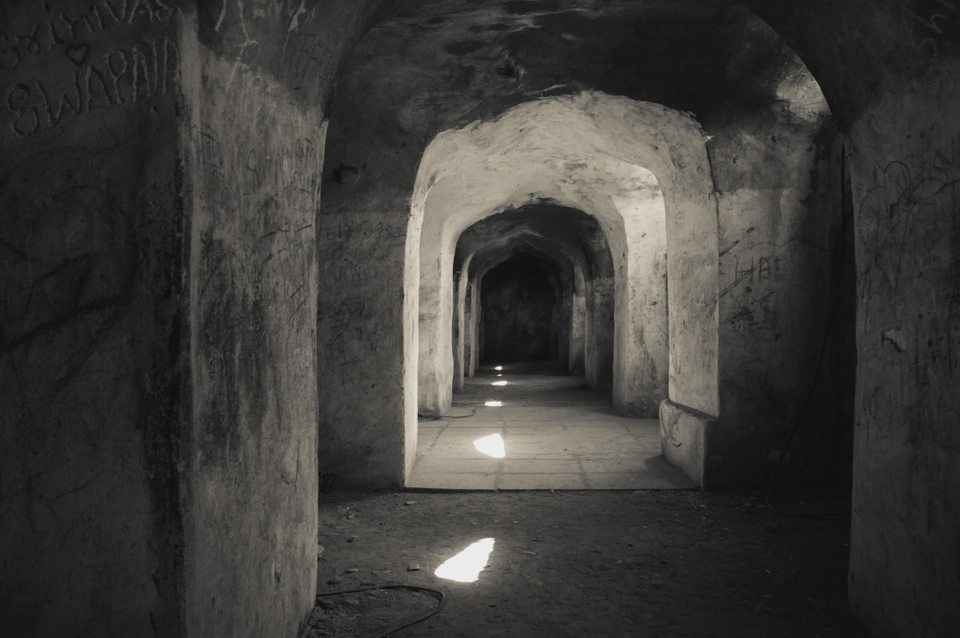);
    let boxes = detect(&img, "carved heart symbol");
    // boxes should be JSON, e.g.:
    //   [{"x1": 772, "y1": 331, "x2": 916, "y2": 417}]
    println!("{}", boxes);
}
[{"x1": 65, "y1": 44, "x2": 89, "y2": 67}]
